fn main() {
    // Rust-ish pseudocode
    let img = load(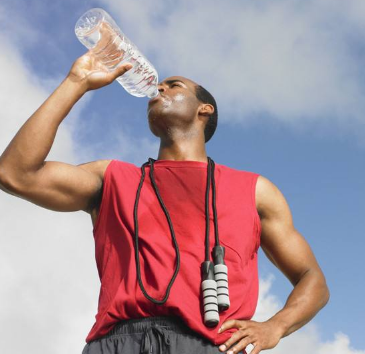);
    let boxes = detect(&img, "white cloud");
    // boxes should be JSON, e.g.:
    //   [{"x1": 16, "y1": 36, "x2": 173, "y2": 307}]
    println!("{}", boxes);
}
[
  {"x1": 318, "y1": 333, "x2": 365, "y2": 354},
  {"x1": 102, "y1": 0, "x2": 365, "y2": 139},
  {"x1": 112, "y1": 124, "x2": 159, "y2": 165},
  {"x1": 252, "y1": 275, "x2": 365, "y2": 354},
  {"x1": 252, "y1": 274, "x2": 282, "y2": 322},
  {"x1": 0, "y1": 3, "x2": 39, "y2": 49},
  {"x1": 0, "y1": 28, "x2": 84, "y2": 165},
  {"x1": 74, "y1": 115, "x2": 159, "y2": 166}
]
